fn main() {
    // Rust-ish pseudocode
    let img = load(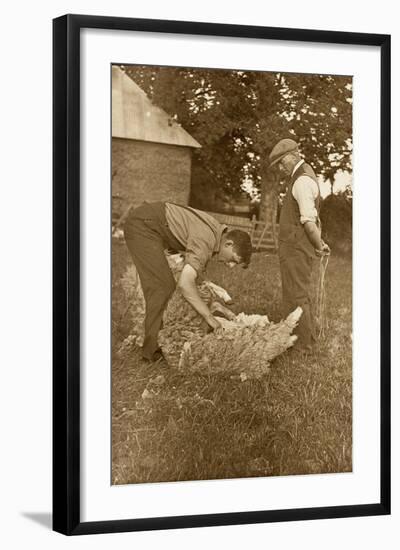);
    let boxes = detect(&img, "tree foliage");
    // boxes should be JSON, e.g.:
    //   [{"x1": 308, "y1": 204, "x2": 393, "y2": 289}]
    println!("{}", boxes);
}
[
  {"x1": 122, "y1": 65, "x2": 352, "y2": 213},
  {"x1": 320, "y1": 189, "x2": 352, "y2": 256}
]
